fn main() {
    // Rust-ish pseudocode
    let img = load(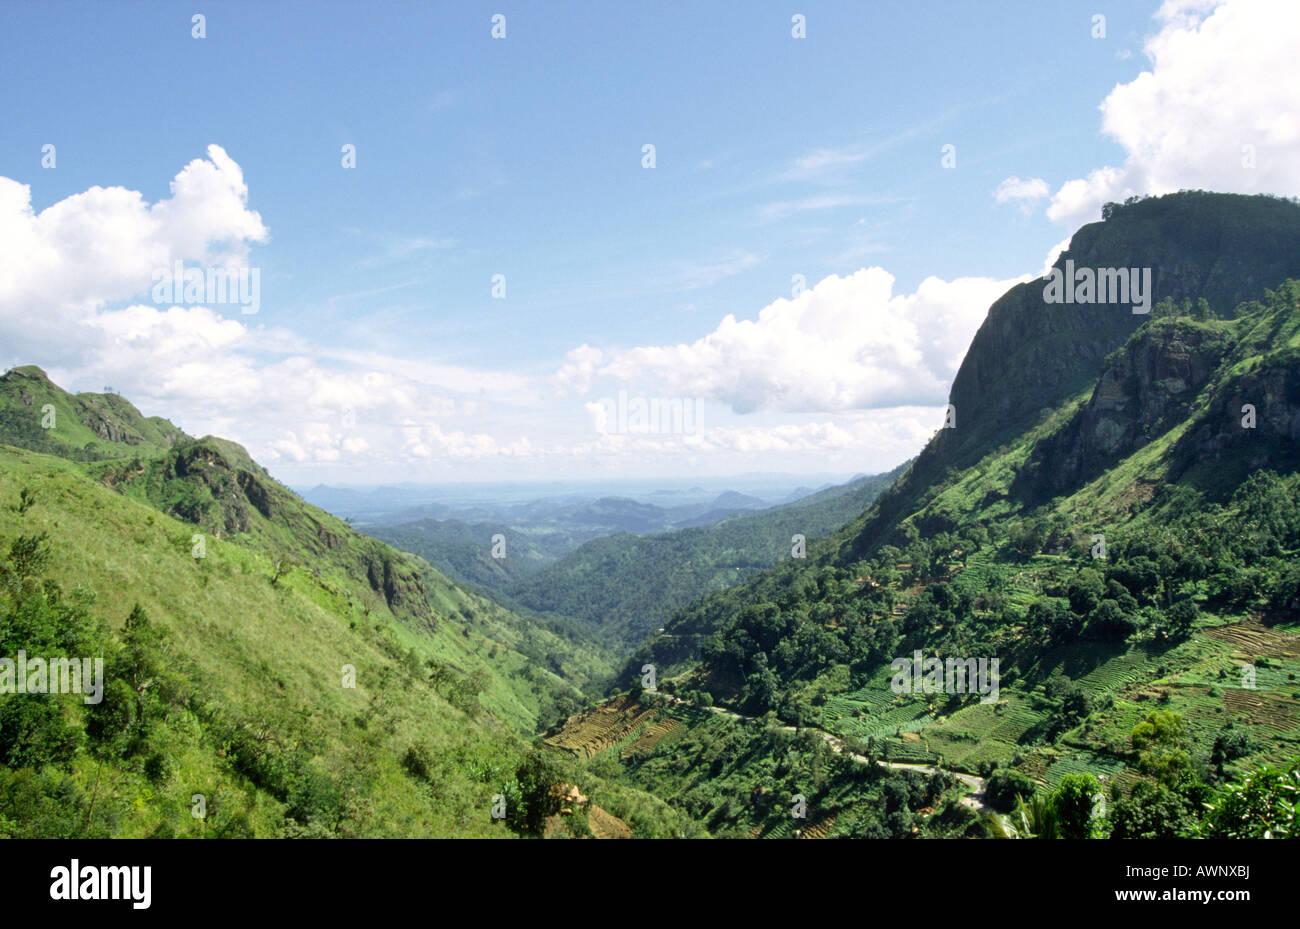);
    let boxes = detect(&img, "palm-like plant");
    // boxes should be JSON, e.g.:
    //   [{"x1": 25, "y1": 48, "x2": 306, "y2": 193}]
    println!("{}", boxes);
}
[{"x1": 1014, "y1": 792, "x2": 1060, "y2": 839}]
